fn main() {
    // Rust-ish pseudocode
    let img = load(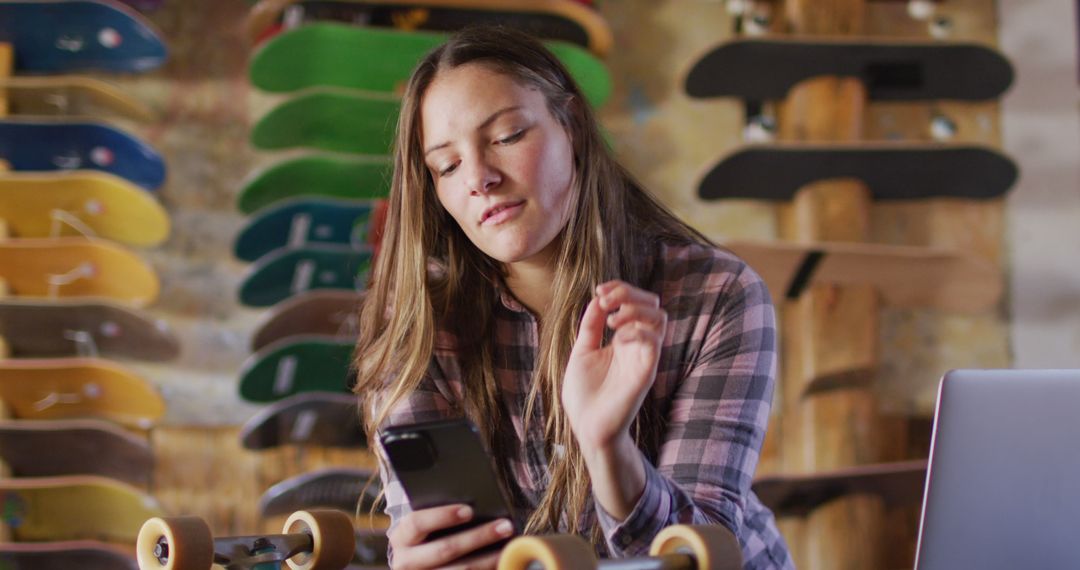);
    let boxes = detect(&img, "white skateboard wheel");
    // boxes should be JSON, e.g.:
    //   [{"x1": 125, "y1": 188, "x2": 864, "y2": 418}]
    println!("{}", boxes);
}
[
  {"x1": 649, "y1": 524, "x2": 743, "y2": 570},
  {"x1": 136, "y1": 516, "x2": 214, "y2": 570},
  {"x1": 497, "y1": 535, "x2": 596, "y2": 570},
  {"x1": 283, "y1": 510, "x2": 356, "y2": 570}
]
